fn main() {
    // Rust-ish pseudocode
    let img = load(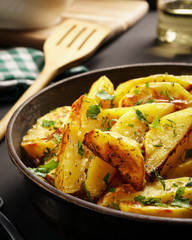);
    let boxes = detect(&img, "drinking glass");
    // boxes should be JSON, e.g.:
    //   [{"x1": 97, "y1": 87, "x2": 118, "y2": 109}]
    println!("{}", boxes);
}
[{"x1": 157, "y1": 0, "x2": 192, "y2": 46}]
